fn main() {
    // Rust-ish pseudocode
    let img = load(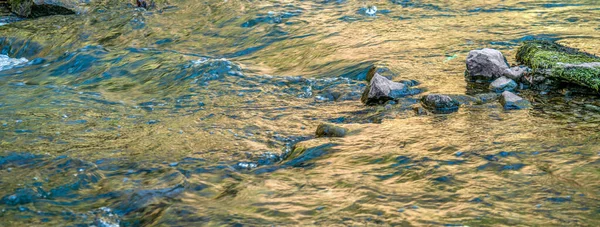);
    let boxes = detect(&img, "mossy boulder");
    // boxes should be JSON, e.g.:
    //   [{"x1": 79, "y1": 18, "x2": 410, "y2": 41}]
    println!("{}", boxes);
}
[
  {"x1": 516, "y1": 41, "x2": 600, "y2": 91},
  {"x1": 315, "y1": 123, "x2": 347, "y2": 138}
]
